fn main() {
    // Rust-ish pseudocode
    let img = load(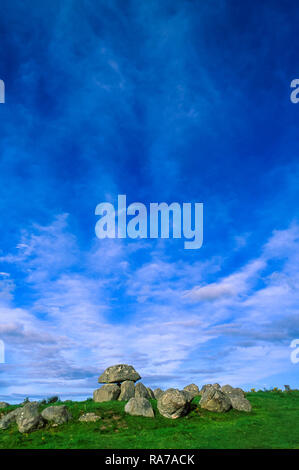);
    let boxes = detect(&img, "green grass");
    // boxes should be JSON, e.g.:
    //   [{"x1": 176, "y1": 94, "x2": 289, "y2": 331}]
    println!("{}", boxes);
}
[{"x1": 1, "y1": 391, "x2": 299, "y2": 449}]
